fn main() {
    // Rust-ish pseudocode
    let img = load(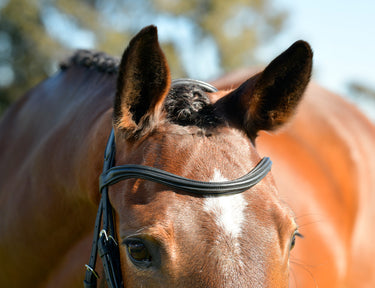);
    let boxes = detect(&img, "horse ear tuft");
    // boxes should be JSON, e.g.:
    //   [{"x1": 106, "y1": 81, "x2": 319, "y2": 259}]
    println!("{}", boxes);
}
[
  {"x1": 218, "y1": 40, "x2": 312, "y2": 139},
  {"x1": 113, "y1": 25, "x2": 171, "y2": 139}
]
